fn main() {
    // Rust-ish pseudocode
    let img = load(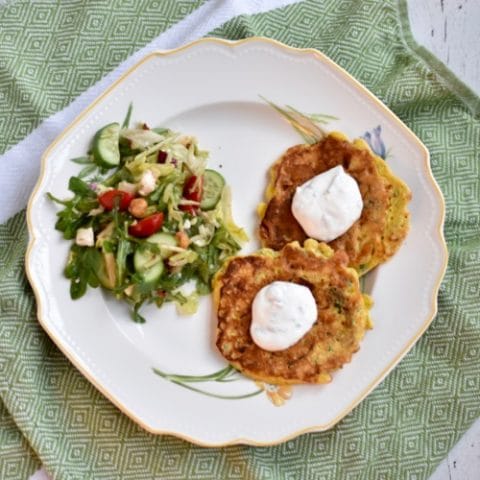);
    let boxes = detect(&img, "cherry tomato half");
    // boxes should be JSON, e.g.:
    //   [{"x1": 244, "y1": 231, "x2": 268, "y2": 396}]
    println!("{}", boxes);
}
[
  {"x1": 180, "y1": 175, "x2": 203, "y2": 214},
  {"x1": 98, "y1": 189, "x2": 134, "y2": 211},
  {"x1": 128, "y1": 212, "x2": 164, "y2": 238}
]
